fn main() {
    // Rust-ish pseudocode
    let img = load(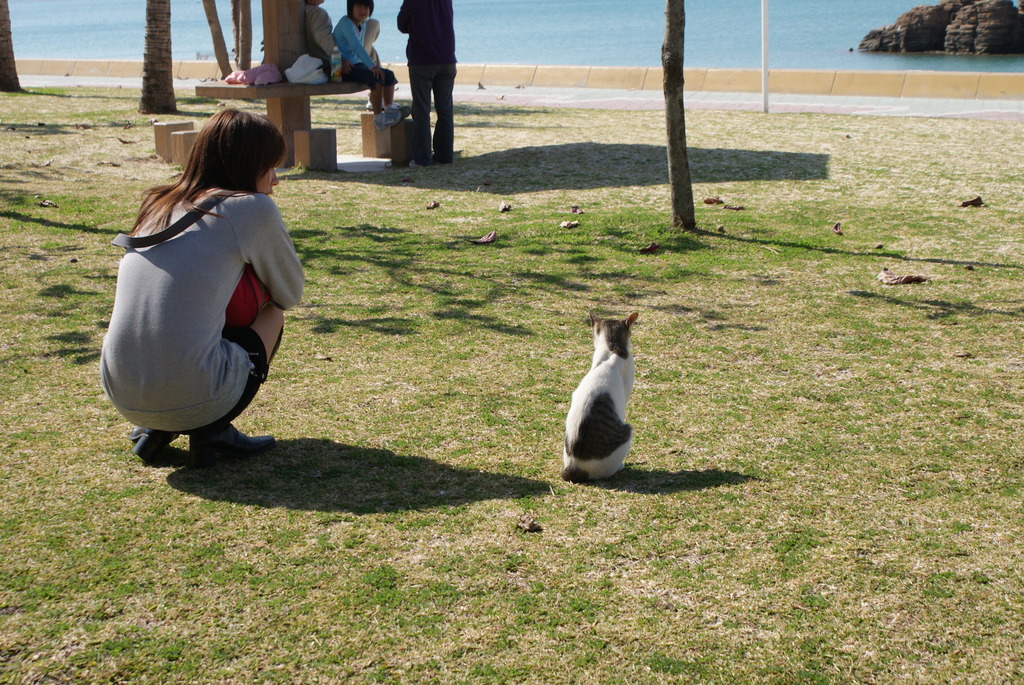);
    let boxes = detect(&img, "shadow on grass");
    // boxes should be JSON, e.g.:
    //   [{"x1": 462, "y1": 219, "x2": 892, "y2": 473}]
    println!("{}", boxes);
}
[
  {"x1": 294, "y1": 144, "x2": 829, "y2": 193},
  {"x1": 696, "y1": 228, "x2": 1024, "y2": 272},
  {"x1": 592, "y1": 467, "x2": 757, "y2": 494},
  {"x1": 1, "y1": 208, "x2": 109, "y2": 235},
  {"x1": 290, "y1": 223, "x2": 705, "y2": 338},
  {"x1": 0, "y1": 190, "x2": 116, "y2": 235},
  {"x1": 47, "y1": 330, "x2": 100, "y2": 365},
  {"x1": 166, "y1": 438, "x2": 550, "y2": 513},
  {"x1": 848, "y1": 290, "x2": 1024, "y2": 319}
]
